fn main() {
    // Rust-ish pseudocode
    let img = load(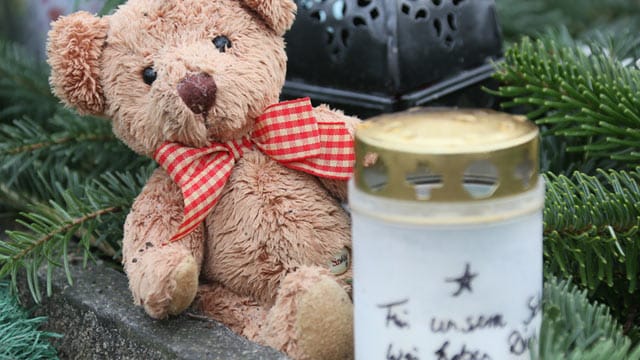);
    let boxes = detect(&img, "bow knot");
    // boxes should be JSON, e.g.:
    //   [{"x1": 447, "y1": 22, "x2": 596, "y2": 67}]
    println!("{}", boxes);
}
[{"x1": 154, "y1": 98, "x2": 354, "y2": 242}]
